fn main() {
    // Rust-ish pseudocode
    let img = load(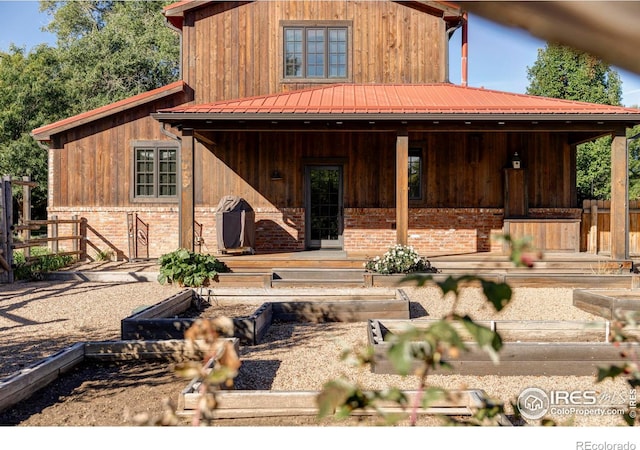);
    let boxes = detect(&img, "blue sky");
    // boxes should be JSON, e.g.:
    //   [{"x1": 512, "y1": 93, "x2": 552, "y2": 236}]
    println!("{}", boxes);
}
[{"x1": 2, "y1": 0, "x2": 640, "y2": 107}]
